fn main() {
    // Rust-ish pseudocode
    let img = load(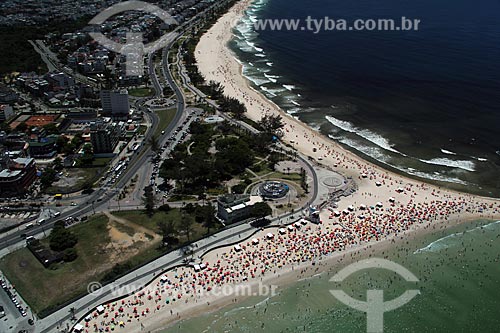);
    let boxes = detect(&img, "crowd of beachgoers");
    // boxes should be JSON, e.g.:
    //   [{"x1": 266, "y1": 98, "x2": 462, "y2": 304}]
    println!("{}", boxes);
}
[{"x1": 73, "y1": 0, "x2": 500, "y2": 331}]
